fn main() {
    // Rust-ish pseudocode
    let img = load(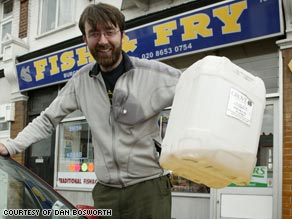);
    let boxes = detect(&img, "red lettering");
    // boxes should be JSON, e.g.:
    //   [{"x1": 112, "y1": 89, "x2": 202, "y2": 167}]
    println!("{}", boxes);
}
[
  {"x1": 83, "y1": 178, "x2": 98, "y2": 184},
  {"x1": 58, "y1": 178, "x2": 81, "y2": 184}
]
